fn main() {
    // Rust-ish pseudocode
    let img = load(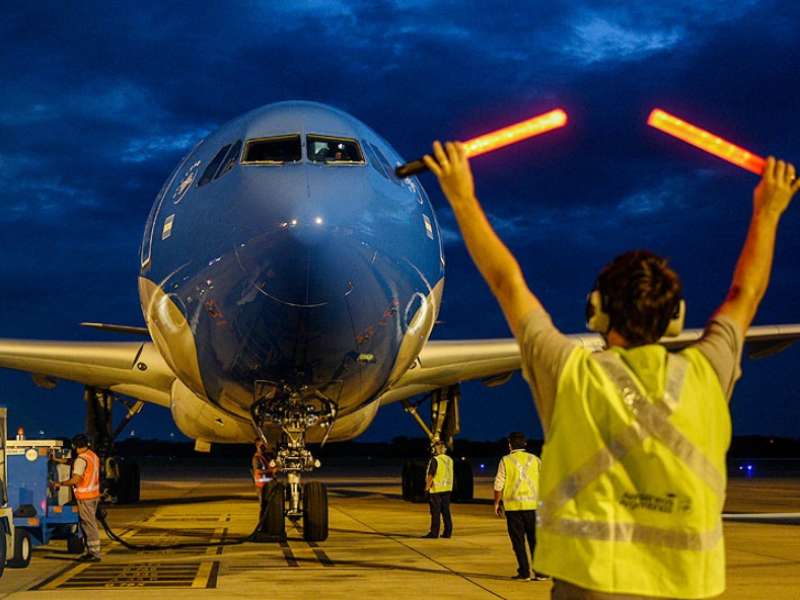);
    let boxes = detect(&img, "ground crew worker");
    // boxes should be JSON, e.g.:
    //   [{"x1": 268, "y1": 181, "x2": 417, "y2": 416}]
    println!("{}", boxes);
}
[
  {"x1": 423, "y1": 441, "x2": 453, "y2": 538},
  {"x1": 53, "y1": 434, "x2": 102, "y2": 562},
  {"x1": 252, "y1": 439, "x2": 277, "y2": 492},
  {"x1": 494, "y1": 432, "x2": 547, "y2": 581},
  {"x1": 425, "y1": 143, "x2": 799, "y2": 598}
]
